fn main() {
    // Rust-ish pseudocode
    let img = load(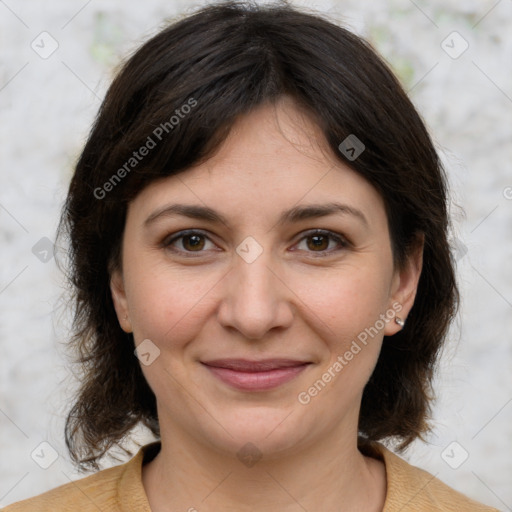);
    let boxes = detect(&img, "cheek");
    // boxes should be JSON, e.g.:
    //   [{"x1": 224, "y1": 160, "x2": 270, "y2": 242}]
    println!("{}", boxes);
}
[
  {"x1": 292, "y1": 262, "x2": 392, "y2": 383},
  {"x1": 296, "y1": 265, "x2": 392, "y2": 333},
  {"x1": 124, "y1": 259, "x2": 221, "y2": 345}
]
